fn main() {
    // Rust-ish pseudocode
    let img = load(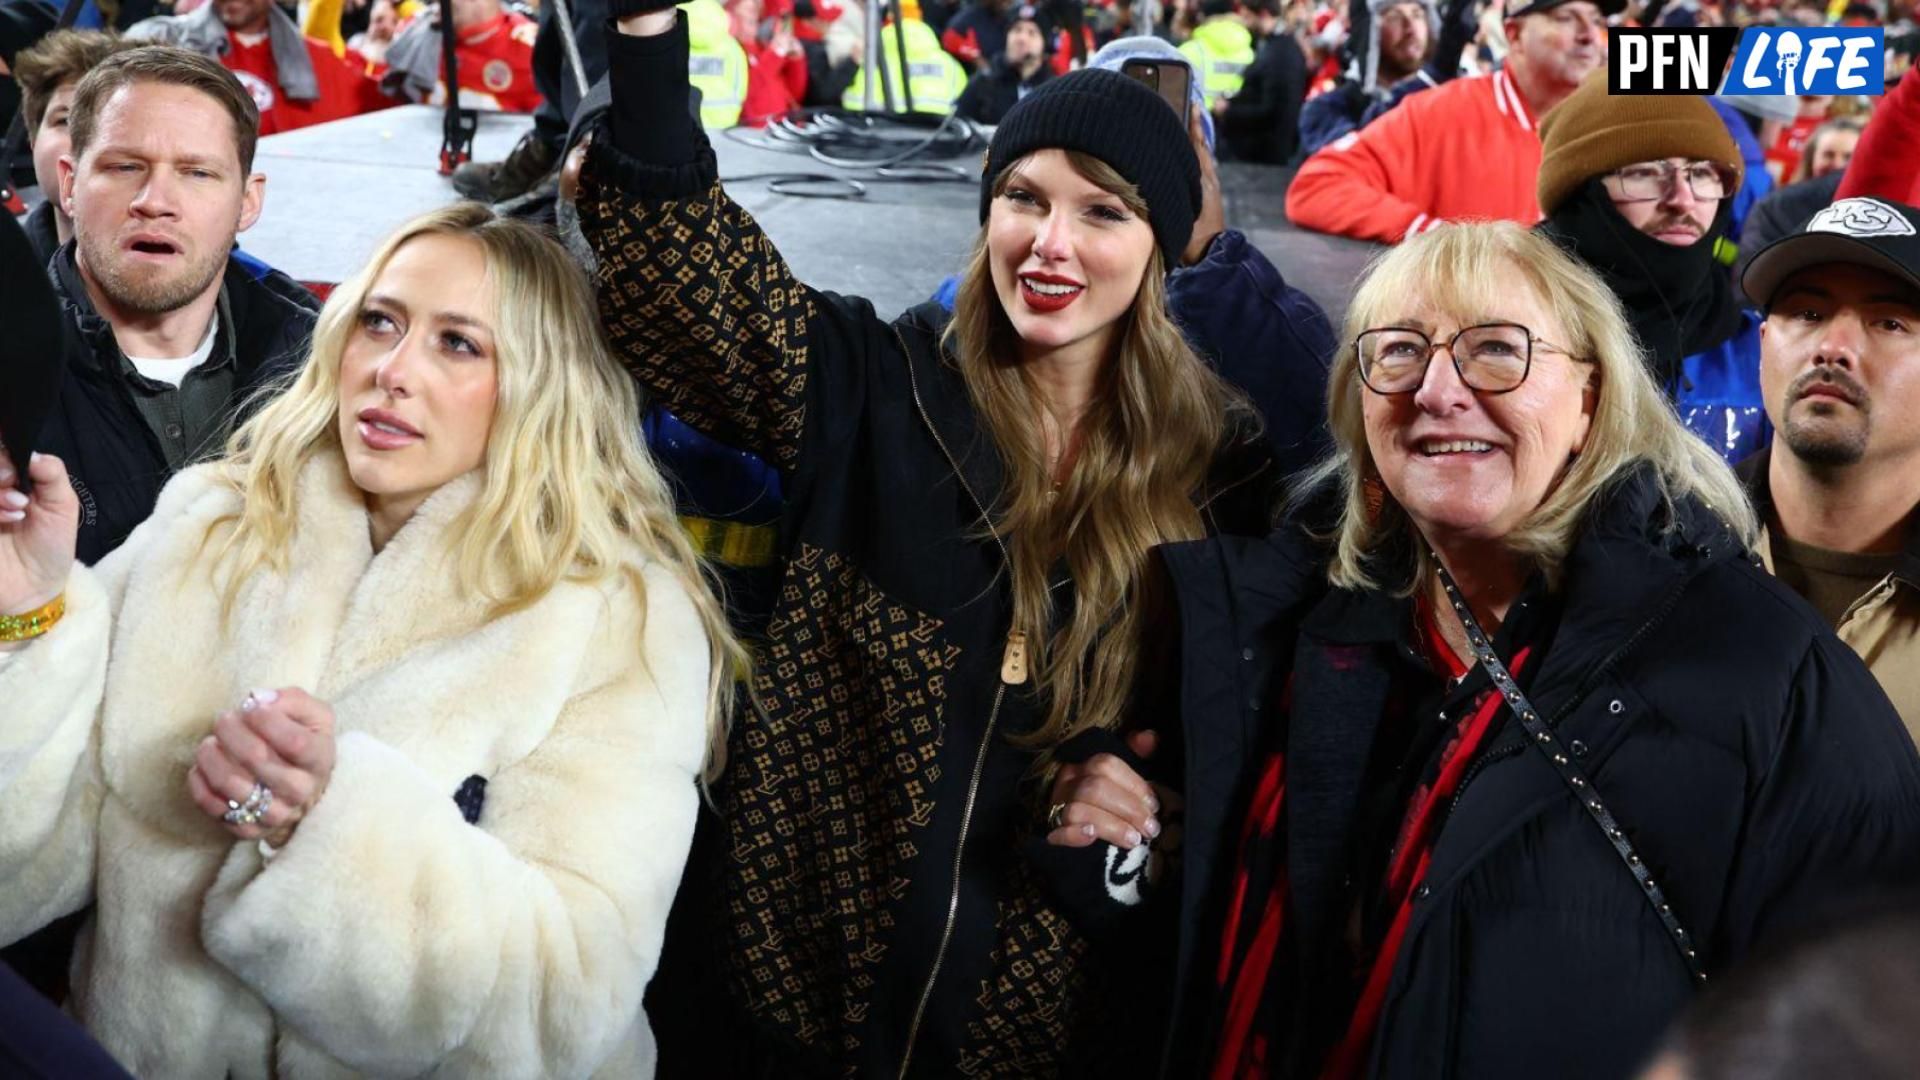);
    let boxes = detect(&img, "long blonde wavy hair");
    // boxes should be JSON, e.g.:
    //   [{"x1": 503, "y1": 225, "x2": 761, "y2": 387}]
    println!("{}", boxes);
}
[
  {"x1": 200, "y1": 204, "x2": 747, "y2": 778},
  {"x1": 947, "y1": 151, "x2": 1252, "y2": 755},
  {"x1": 1297, "y1": 220, "x2": 1757, "y2": 595}
]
